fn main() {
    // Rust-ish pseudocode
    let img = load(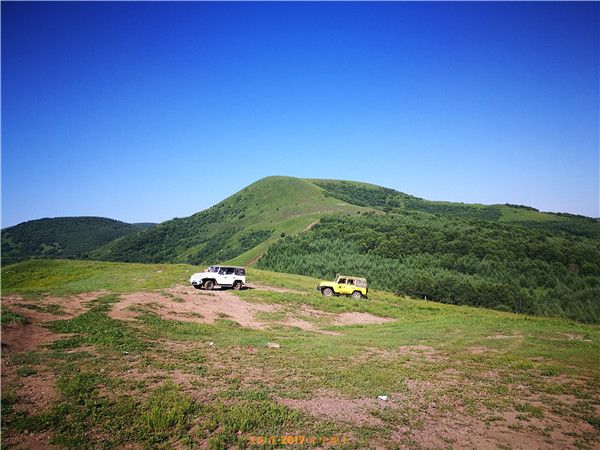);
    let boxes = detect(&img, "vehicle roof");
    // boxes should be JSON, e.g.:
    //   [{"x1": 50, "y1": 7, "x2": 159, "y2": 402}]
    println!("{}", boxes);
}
[
  {"x1": 337, "y1": 275, "x2": 366, "y2": 280},
  {"x1": 210, "y1": 265, "x2": 245, "y2": 269}
]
